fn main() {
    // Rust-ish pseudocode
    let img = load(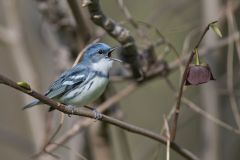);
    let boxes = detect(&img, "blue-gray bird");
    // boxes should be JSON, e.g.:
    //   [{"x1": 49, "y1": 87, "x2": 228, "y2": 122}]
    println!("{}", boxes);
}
[{"x1": 23, "y1": 43, "x2": 121, "y2": 111}]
